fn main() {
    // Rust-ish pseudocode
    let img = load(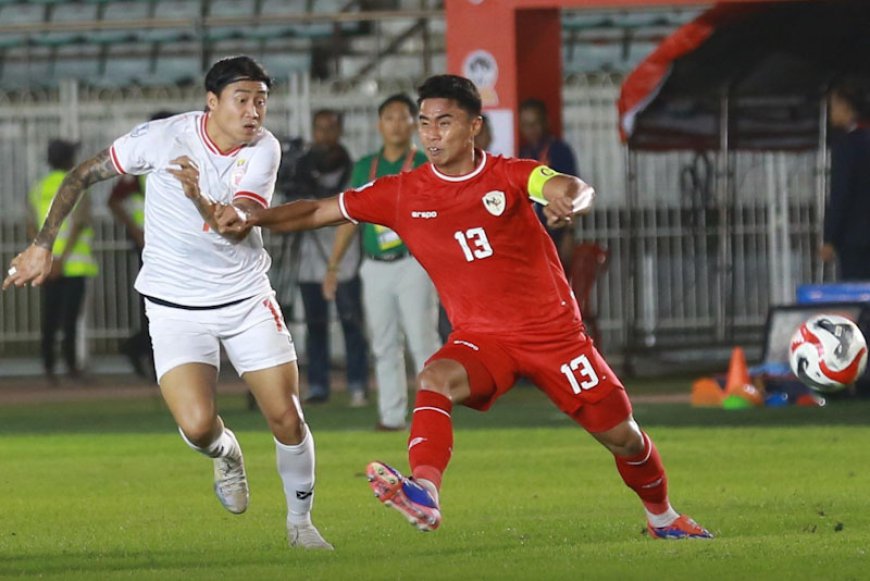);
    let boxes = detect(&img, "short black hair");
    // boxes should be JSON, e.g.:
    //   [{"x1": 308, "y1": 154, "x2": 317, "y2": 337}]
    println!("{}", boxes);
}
[
  {"x1": 204, "y1": 56, "x2": 272, "y2": 96},
  {"x1": 378, "y1": 93, "x2": 417, "y2": 117},
  {"x1": 519, "y1": 98, "x2": 548, "y2": 118},
  {"x1": 312, "y1": 108, "x2": 343, "y2": 129},
  {"x1": 47, "y1": 139, "x2": 78, "y2": 171},
  {"x1": 417, "y1": 75, "x2": 482, "y2": 118}
]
